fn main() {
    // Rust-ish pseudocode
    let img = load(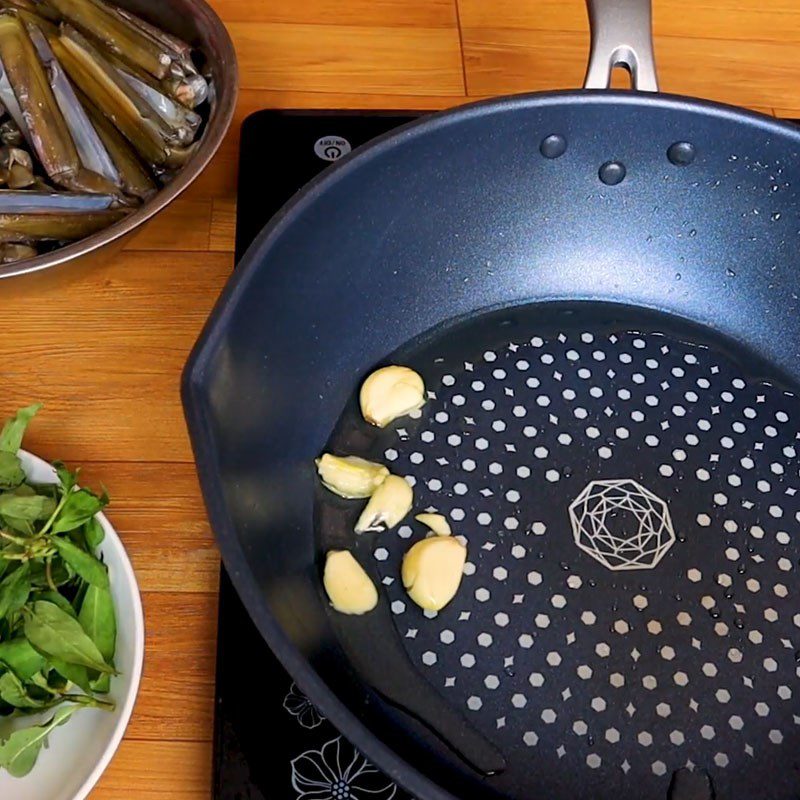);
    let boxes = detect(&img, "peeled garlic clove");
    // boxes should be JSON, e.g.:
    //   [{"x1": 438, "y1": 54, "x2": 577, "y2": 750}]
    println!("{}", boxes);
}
[
  {"x1": 323, "y1": 550, "x2": 378, "y2": 615},
  {"x1": 316, "y1": 454, "x2": 389, "y2": 499},
  {"x1": 415, "y1": 512, "x2": 452, "y2": 537},
  {"x1": 355, "y1": 474, "x2": 413, "y2": 533},
  {"x1": 402, "y1": 536, "x2": 467, "y2": 611},
  {"x1": 360, "y1": 365, "x2": 425, "y2": 427}
]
